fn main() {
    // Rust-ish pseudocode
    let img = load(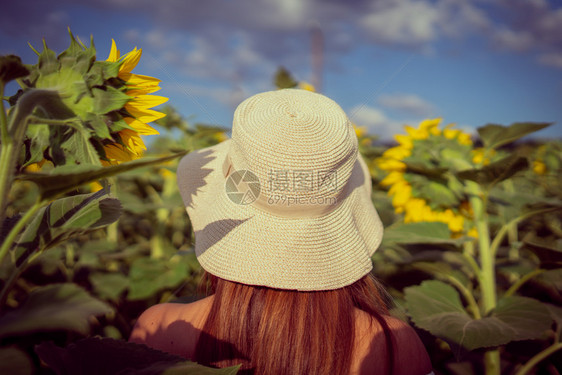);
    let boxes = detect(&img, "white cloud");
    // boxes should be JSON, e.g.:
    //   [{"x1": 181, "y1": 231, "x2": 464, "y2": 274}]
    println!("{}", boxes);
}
[
  {"x1": 360, "y1": 1, "x2": 441, "y2": 45},
  {"x1": 491, "y1": 0, "x2": 562, "y2": 55},
  {"x1": 180, "y1": 85, "x2": 247, "y2": 109},
  {"x1": 358, "y1": 0, "x2": 493, "y2": 48},
  {"x1": 537, "y1": 53, "x2": 562, "y2": 69},
  {"x1": 378, "y1": 94, "x2": 436, "y2": 117},
  {"x1": 349, "y1": 105, "x2": 405, "y2": 140},
  {"x1": 493, "y1": 28, "x2": 534, "y2": 52},
  {"x1": 127, "y1": 29, "x2": 278, "y2": 86},
  {"x1": 255, "y1": 0, "x2": 310, "y2": 30},
  {"x1": 537, "y1": 8, "x2": 562, "y2": 35}
]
